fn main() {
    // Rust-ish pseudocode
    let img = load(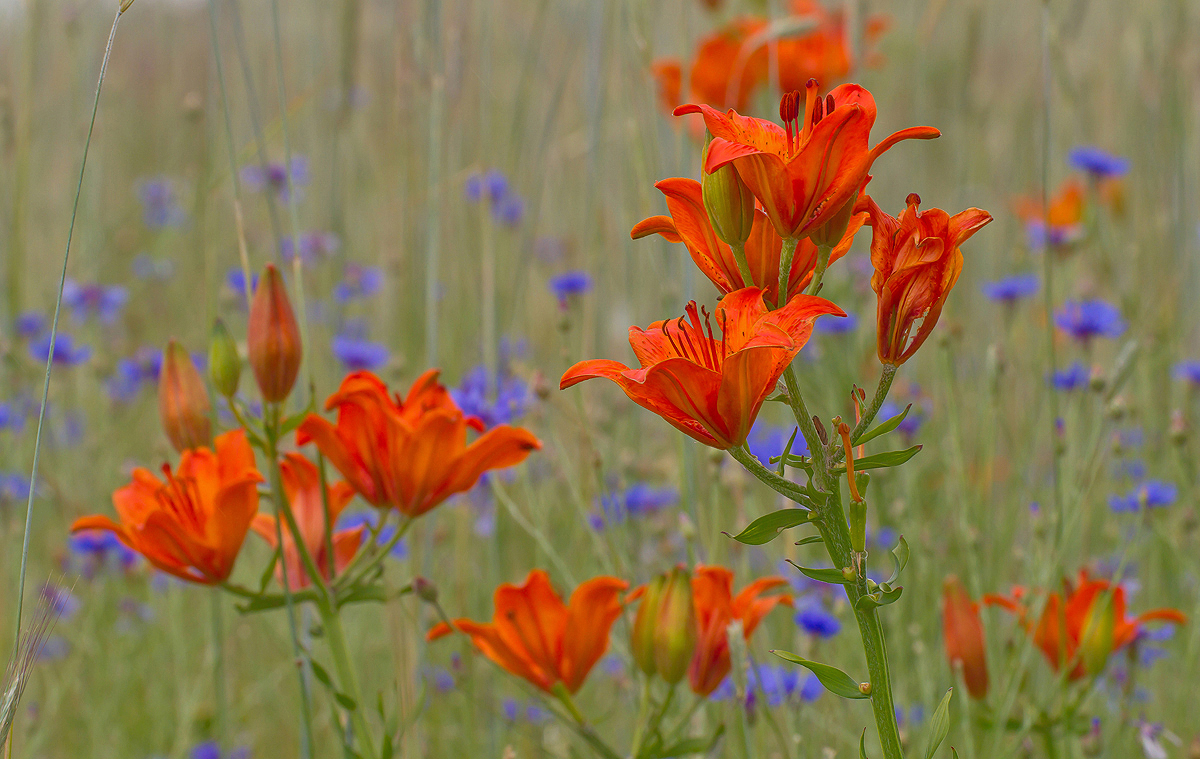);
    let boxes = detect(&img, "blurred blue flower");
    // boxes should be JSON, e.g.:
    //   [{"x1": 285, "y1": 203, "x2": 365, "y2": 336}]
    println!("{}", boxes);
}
[
  {"x1": 15, "y1": 311, "x2": 45, "y2": 339},
  {"x1": 1049, "y1": 362, "x2": 1090, "y2": 392},
  {"x1": 451, "y1": 365, "x2": 531, "y2": 428},
  {"x1": 0, "y1": 473, "x2": 32, "y2": 503},
  {"x1": 746, "y1": 425, "x2": 807, "y2": 467},
  {"x1": 1068, "y1": 147, "x2": 1130, "y2": 178},
  {"x1": 190, "y1": 742, "x2": 251, "y2": 759},
  {"x1": 548, "y1": 271, "x2": 593, "y2": 306},
  {"x1": 872, "y1": 526, "x2": 898, "y2": 551},
  {"x1": 815, "y1": 312, "x2": 857, "y2": 334},
  {"x1": 132, "y1": 253, "x2": 175, "y2": 282},
  {"x1": 0, "y1": 402, "x2": 27, "y2": 433},
  {"x1": 331, "y1": 334, "x2": 390, "y2": 371},
  {"x1": 709, "y1": 666, "x2": 822, "y2": 707},
  {"x1": 36, "y1": 636, "x2": 70, "y2": 662},
  {"x1": 29, "y1": 333, "x2": 91, "y2": 366},
  {"x1": 281, "y1": 231, "x2": 340, "y2": 265},
  {"x1": 241, "y1": 156, "x2": 308, "y2": 201},
  {"x1": 592, "y1": 483, "x2": 678, "y2": 528},
  {"x1": 981, "y1": 273, "x2": 1039, "y2": 302},
  {"x1": 794, "y1": 600, "x2": 841, "y2": 638},
  {"x1": 491, "y1": 194, "x2": 525, "y2": 227},
  {"x1": 137, "y1": 176, "x2": 188, "y2": 228},
  {"x1": 1025, "y1": 220, "x2": 1080, "y2": 250},
  {"x1": 1108, "y1": 481, "x2": 1177, "y2": 513},
  {"x1": 338, "y1": 512, "x2": 408, "y2": 559},
  {"x1": 40, "y1": 583, "x2": 80, "y2": 620},
  {"x1": 483, "y1": 169, "x2": 509, "y2": 201},
  {"x1": 464, "y1": 173, "x2": 485, "y2": 202},
  {"x1": 1172, "y1": 361, "x2": 1200, "y2": 385},
  {"x1": 333, "y1": 264, "x2": 384, "y2": 302},
  {"x1": 106, "y1": 348, "x2": 163, "y2": 403},
  {"x1": 877, "y1": 400, "x2": 923, "y2": 438},
  {"x1": 225, "y1": 268, "x2": 258, "y2": 297},
  {"x1": 1054, "y1": 300, "x2": 1125, "y2": 341},
  {"x1": 501, "y1": 698, "x2": 549, "y2": 724},
  {"x1": 425, "y1": 667, "x2": 456, "y2": 693},
  {"x1": 62, "y1": 280, "x2": 128, "y2": 325}
]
